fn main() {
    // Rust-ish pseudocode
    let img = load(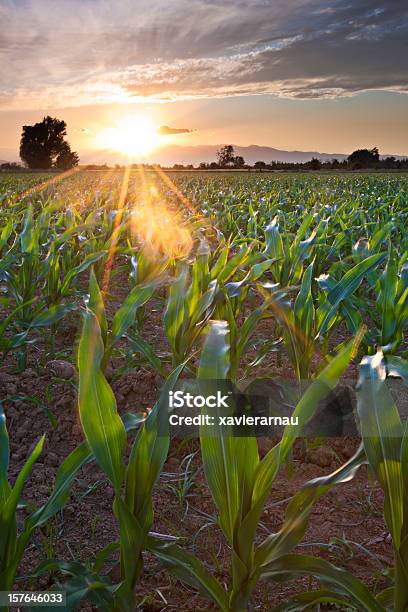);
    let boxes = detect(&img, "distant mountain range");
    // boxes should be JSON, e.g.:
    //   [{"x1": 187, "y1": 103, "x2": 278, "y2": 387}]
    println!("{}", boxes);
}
[
  {"x1": 76, "y1": 144, "x2": 353, "y2": 166},
  {"x1": 1, "y1": 144, "x2": 406, "y2": 167}
]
